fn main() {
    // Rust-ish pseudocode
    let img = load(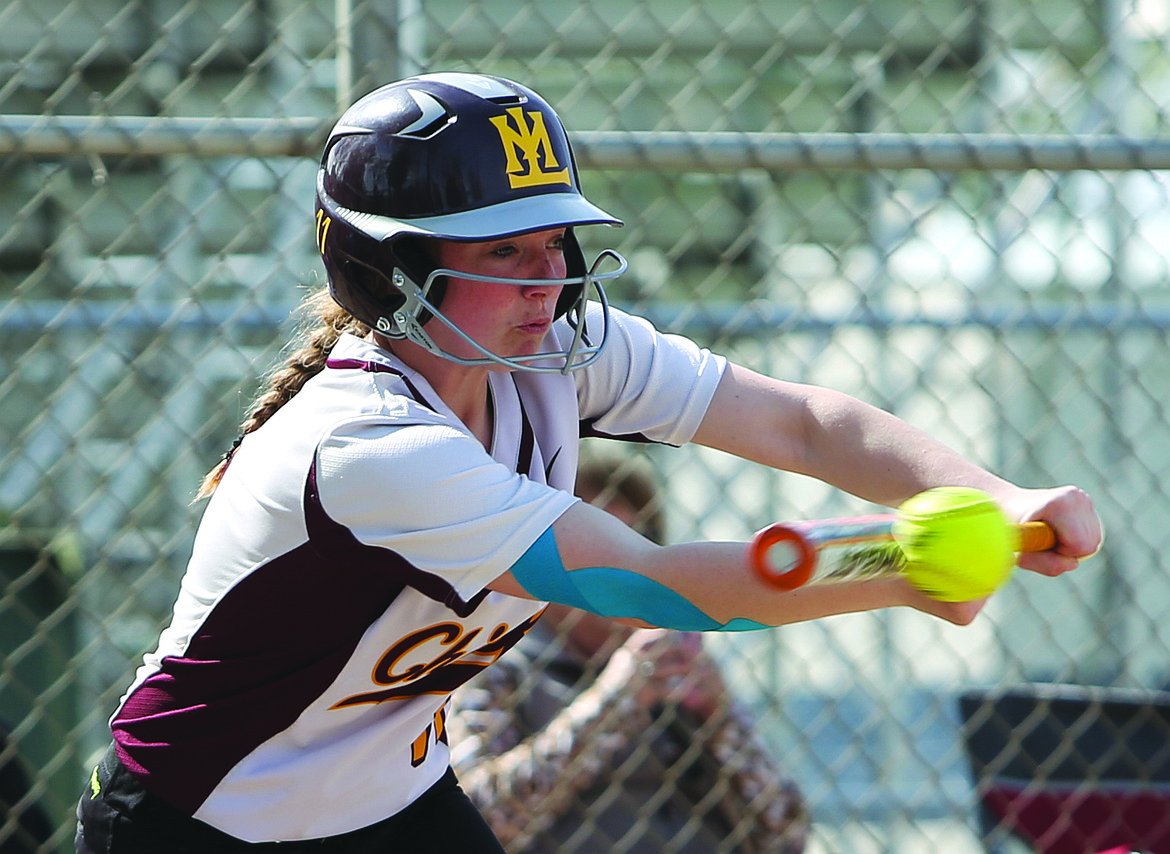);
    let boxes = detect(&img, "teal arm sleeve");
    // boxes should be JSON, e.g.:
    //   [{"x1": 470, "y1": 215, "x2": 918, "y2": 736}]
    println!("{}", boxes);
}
[{"x1": 510, "y1": 528, "x2": 769, "y2": 632}]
